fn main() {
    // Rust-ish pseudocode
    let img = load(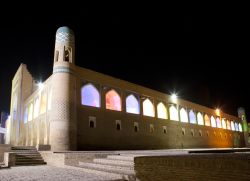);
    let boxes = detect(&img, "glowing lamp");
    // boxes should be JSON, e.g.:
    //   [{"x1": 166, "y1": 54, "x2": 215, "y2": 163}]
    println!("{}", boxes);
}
[
  {"x1": 171, "y1": 93, "x2": 177, "y2": 103},
  {"x1": 38, "y1": 82, "x2": 44, "y2": 89},
  {"x1": 215, "y1": 108, "x2": 220, "y2": 116}
]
